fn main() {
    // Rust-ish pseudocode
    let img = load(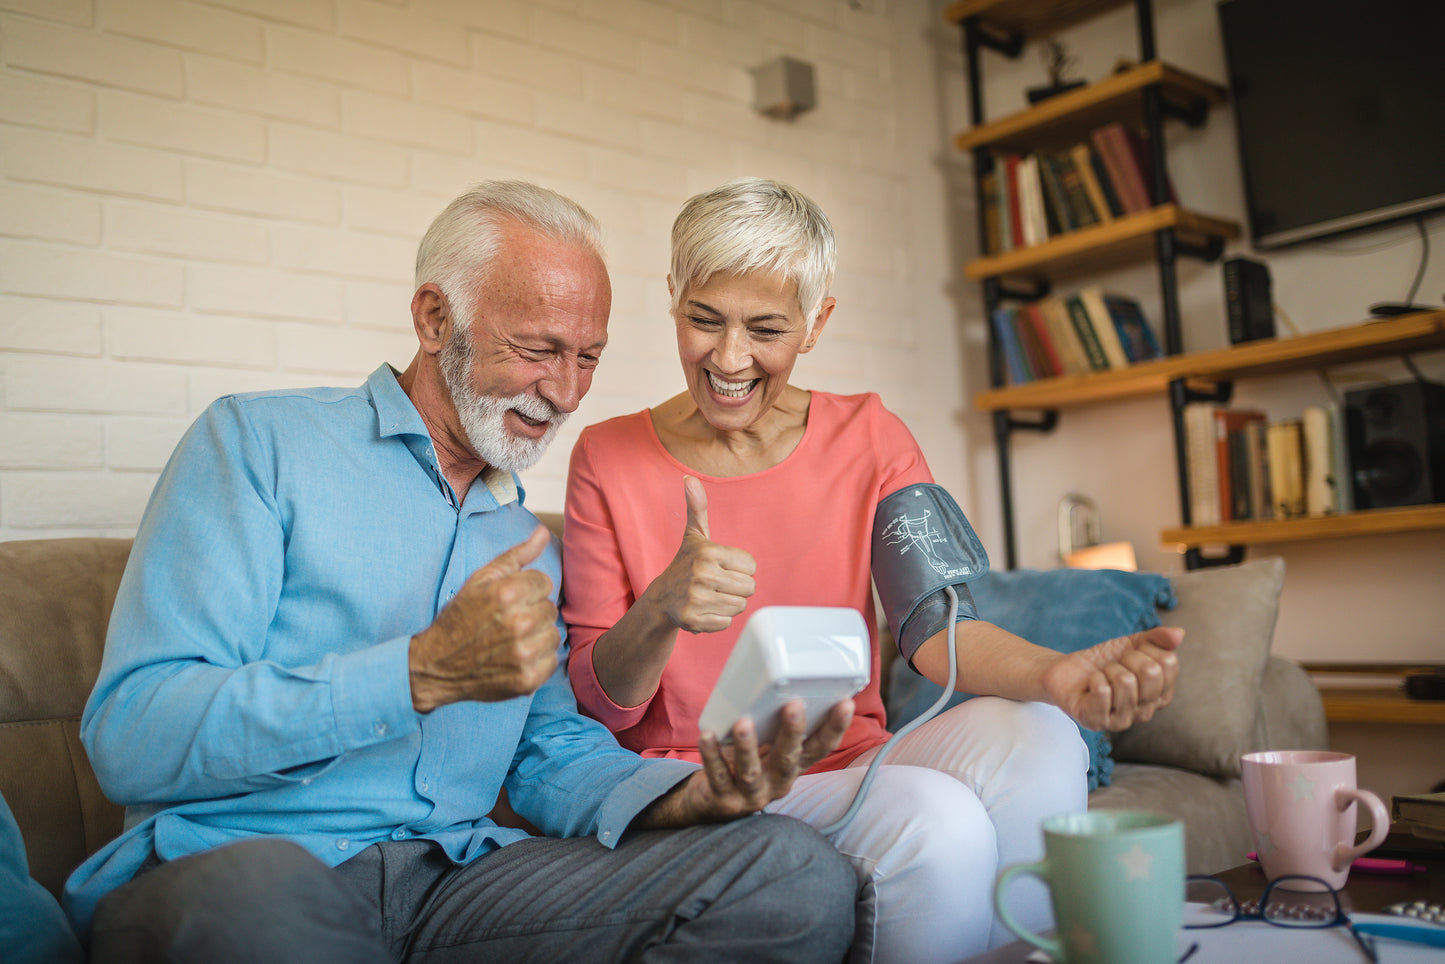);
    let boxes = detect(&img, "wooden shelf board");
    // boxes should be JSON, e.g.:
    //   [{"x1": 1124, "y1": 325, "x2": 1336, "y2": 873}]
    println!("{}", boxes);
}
[
  {"x1": 1314, "y1": 688, "x2": 1445, "y2": 725},
  {"x1": 954, "y1": 61, "x2": 1227, "y2": 154},
  {"x1": 973, "y1": 310, "x2": 1445, "y2": 413},
  {"x1": 964, "y1": 204, "x2": 1239, "y2": 284},
  {"x1": 944, "y1": 0, "x2": 1133, "y2": 39},
  {"x1": 1159, "y1": 504, "x2": 1445, "y2": 548}
]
